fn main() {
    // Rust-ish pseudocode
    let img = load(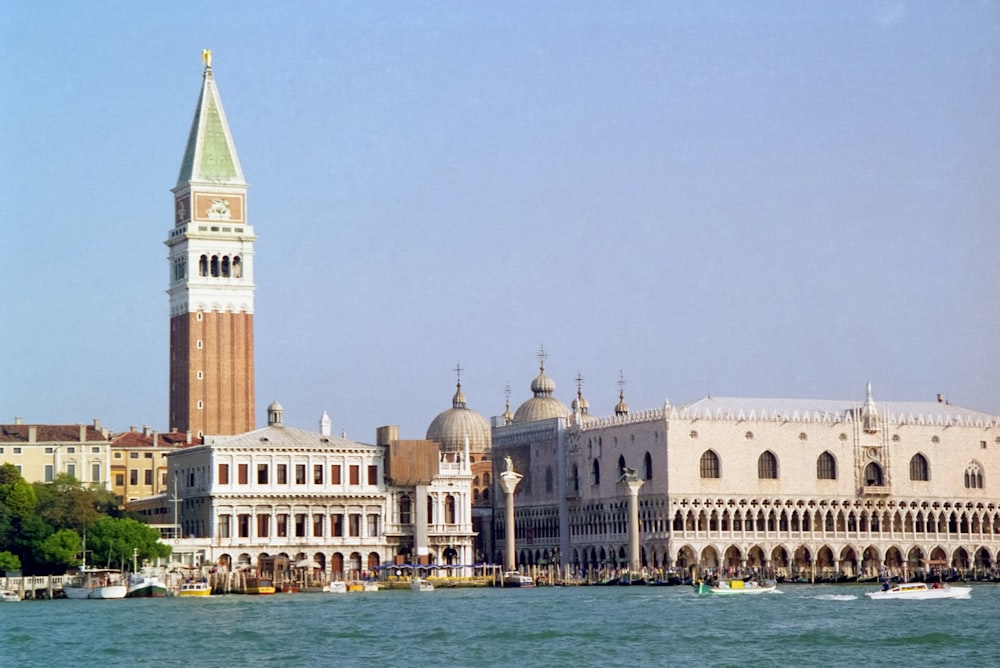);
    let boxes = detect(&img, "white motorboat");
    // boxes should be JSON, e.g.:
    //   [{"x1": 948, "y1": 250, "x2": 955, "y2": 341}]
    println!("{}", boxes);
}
[
  {"x1": 866, "y1": 582, "x2": 971, "y2": 600},
  {"x1": 327, "y1": 581, "x2": 347, "y2": 593},
  {"x1": 410, "y1": 577, "x2": 434, "y2": 592},
  {"x1": 0, "y1": 589, "x2": 20, "y2": 602},
  {"x1": 694, "y1": 579, "x2": 777, "y2": 595},
  {"x1": 502, "y1": 572, "x2": 535, "y2": 588},
  {"x1": 64, "y1": 568, "x2": 128, "y2": 599}
]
